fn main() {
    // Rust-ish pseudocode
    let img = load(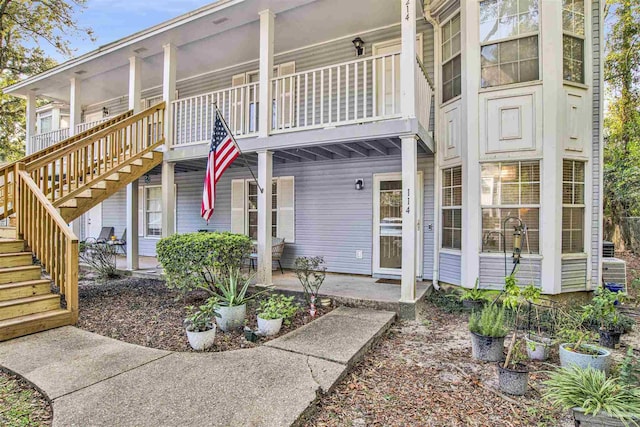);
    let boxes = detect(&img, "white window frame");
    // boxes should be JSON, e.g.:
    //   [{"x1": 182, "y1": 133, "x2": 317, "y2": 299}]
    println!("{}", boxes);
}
[
  {"x1": 138, "y1": 184, "x2": 177, "y2": 239},
  {"x1": 441, "y1": 12, "x2": 461, "y2": 104},
  {"x1": 480, "y1": 161, "x2": 541, "y2": 254},
  {"x1": 479, "y1": 0, "x2": 541, "y2": 88},
  {"x1": 38, "y1": 113, "x2": 53, "y2": 134},
  {"x1": 562, "y1": 160, "x2": 586, "y2": 254},
  {"x1": 245, "y1": 179, "x2": 278, "y2": 240},
  {"x1": 441, "y1": 166, "x2": 462, "y2": 251},
  {"x1": 562, "y1": 0, "x2": 586, "y2": 84}
]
